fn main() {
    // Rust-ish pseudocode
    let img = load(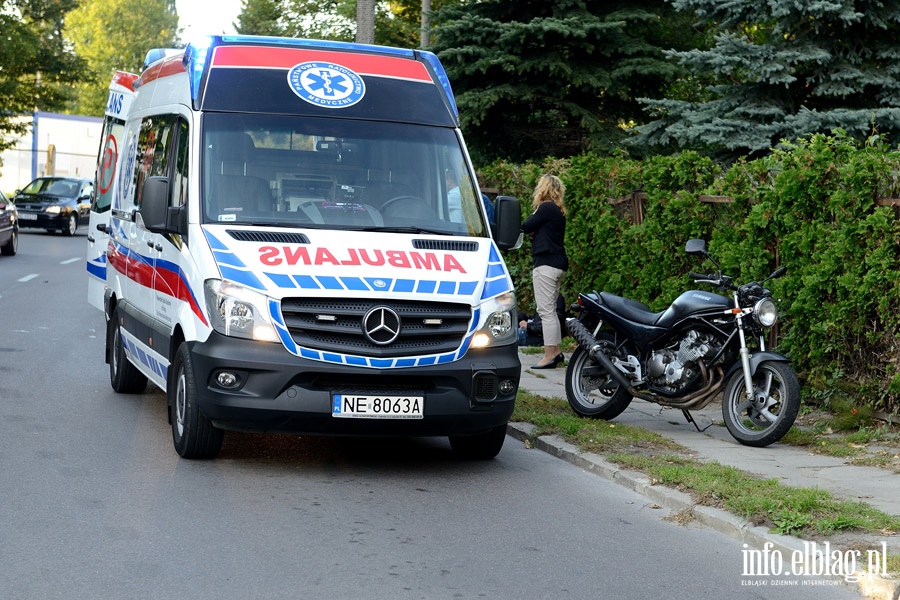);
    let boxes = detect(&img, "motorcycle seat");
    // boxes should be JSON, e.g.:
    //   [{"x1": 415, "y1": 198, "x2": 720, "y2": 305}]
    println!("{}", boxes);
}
[{"x1": 599, "y1": 291, "x2": 665, "y2": 326}]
